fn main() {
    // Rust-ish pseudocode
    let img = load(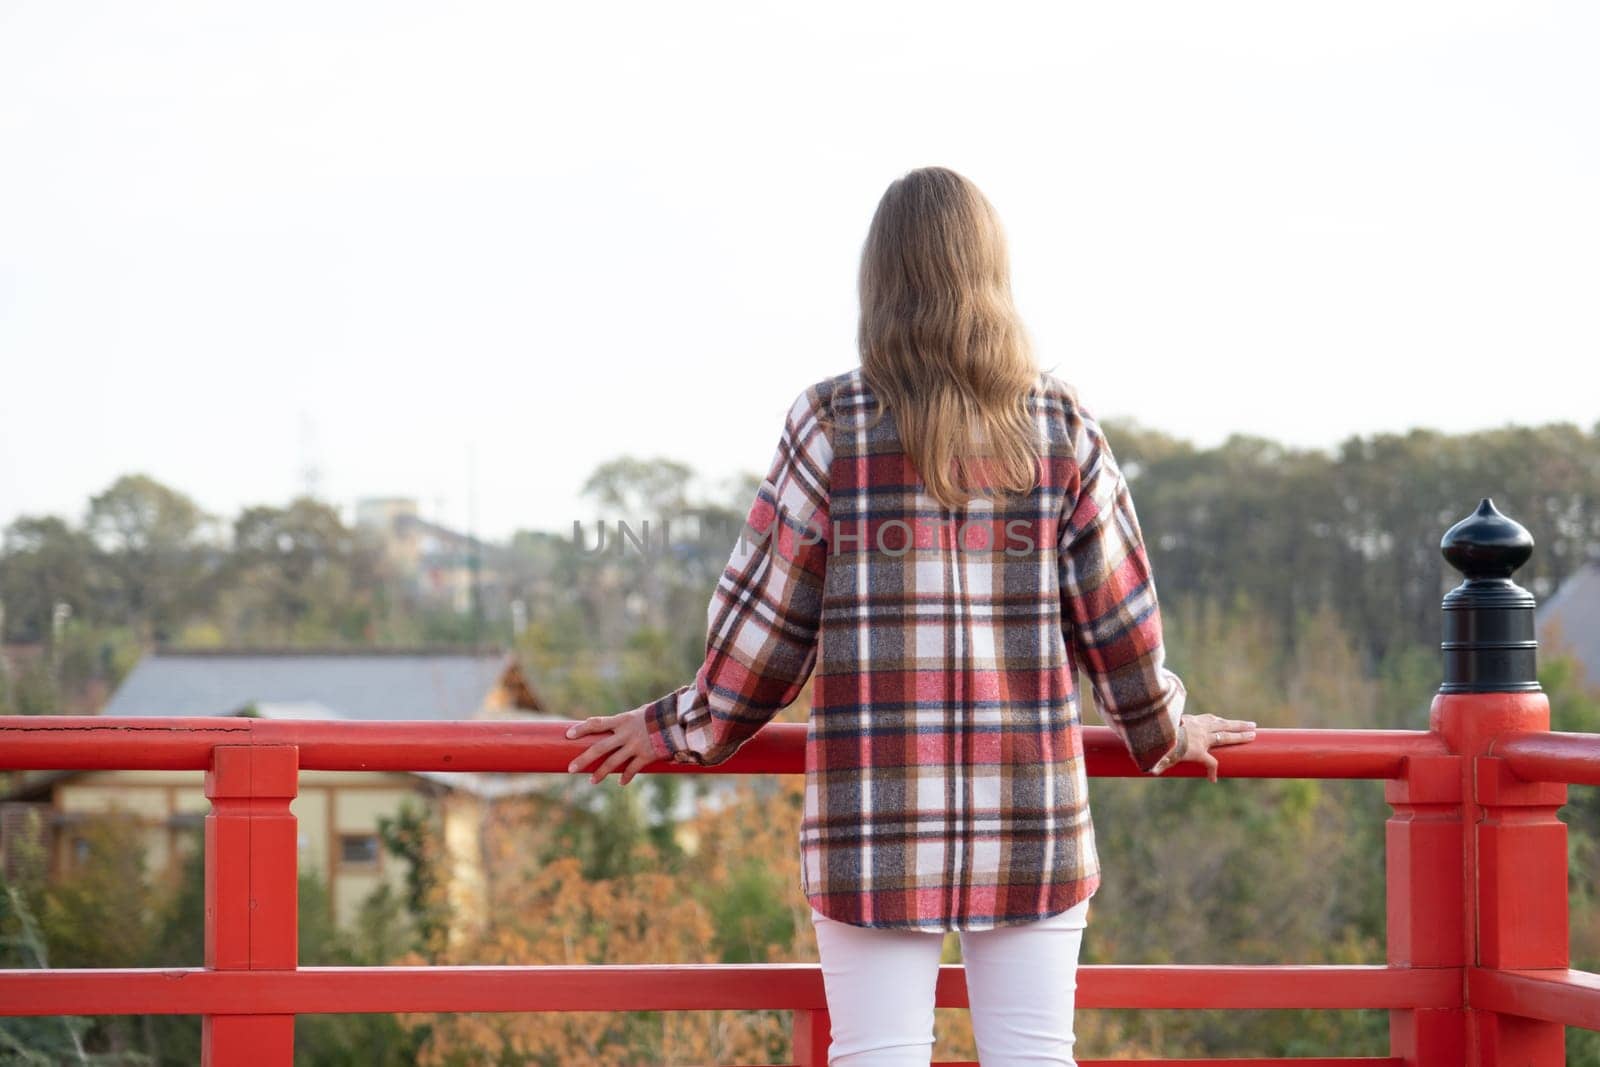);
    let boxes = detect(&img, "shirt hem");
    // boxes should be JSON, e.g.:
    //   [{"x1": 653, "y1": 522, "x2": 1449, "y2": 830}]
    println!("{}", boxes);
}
[{"x1": 805, "y1": 873, "x2": 1101, "y2": 933}]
